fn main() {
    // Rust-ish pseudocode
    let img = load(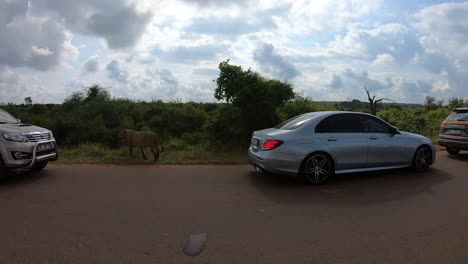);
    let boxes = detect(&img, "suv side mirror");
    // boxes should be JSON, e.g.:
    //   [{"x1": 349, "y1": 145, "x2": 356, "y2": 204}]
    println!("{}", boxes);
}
[{"x1": 17, "y1": 119, "x2": 21, "y2": 123}]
